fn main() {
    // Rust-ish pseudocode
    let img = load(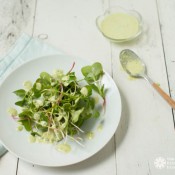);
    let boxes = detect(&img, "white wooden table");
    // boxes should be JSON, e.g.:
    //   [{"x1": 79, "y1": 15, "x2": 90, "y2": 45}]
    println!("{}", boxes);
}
[{"x1": 1, "y1": 0, "x2": 175, "y2": 174}]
